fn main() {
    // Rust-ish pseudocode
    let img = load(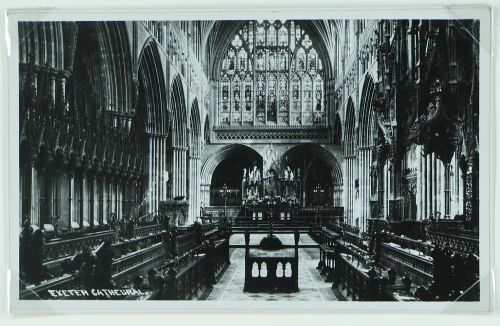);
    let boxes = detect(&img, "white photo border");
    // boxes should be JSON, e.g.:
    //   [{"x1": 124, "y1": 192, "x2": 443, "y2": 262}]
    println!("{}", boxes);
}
[{"x1": 6, "y1": 6, "x2": 493, "y2": 313}]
